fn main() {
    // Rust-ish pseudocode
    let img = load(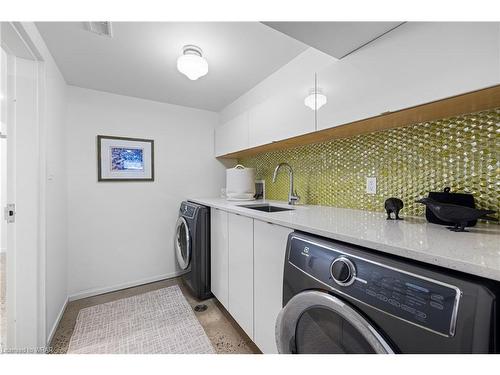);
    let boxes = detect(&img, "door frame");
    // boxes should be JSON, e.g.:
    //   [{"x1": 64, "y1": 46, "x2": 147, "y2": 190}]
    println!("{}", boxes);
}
[{"x1": 1, "y1": 21, "x2": 47, "y2": 349}]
